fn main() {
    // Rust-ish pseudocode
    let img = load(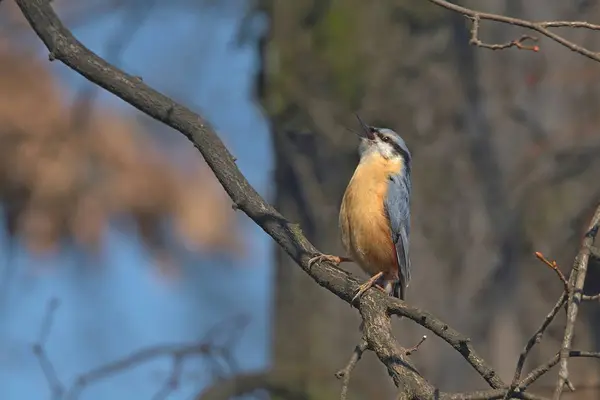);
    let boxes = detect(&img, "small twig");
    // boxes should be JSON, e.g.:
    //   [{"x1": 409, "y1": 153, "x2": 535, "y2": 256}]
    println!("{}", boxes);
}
[
  {"x1": 565, "y1": 379, "x2": 576, "y2": 392},
  {"x1": 469, "y1": 16, "x2": 539, "y2": 52},
  {"x1": 405, "y1": 335, "x2": 427, "y2": 356},
  {"x1": 150, "y1": 356, "x2": 183, "y2": 400},
  {"x1": 387, "y1": 299, "x2": 504, "y2": 389},
  {"x1": 504, "y1": 293, "x2": 567, "y2": 399},
  {"x1": 539, "y1": 21, "x2": 600, "y2": 30},
  {"x1": 582, "y1": 293, "x2": 600, "y2": 301},
  {"x1": 38, "y1": 297, "x2": 60, "y2": 345},
  {"x1": 30, "y1": 297, "x2": 248, "y2": 400},
  {"x1": 519, "y1": 351, "x2": 600, "y2": 391},
  {"x1": 32, "y1": 298, "x2": 64, "y2": 400},
  {"x1": 335, "y1": 339, "x2": 368, "y2": 400},
  {"x1": 535, "y1": 252, "x2": 569, "y2": 292},
  {"x1": 65, "y1": 329, "x2": 245, "y2": 399},
  {"x1": 427, "y1": 0, "x2": 600, "y2": 64},
  {"x1": 197, "y1": 372, "x2": 310, "y2": 400},
  {"x1": 32, "y1": 345, "x2": 64, "y2": 400}
]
